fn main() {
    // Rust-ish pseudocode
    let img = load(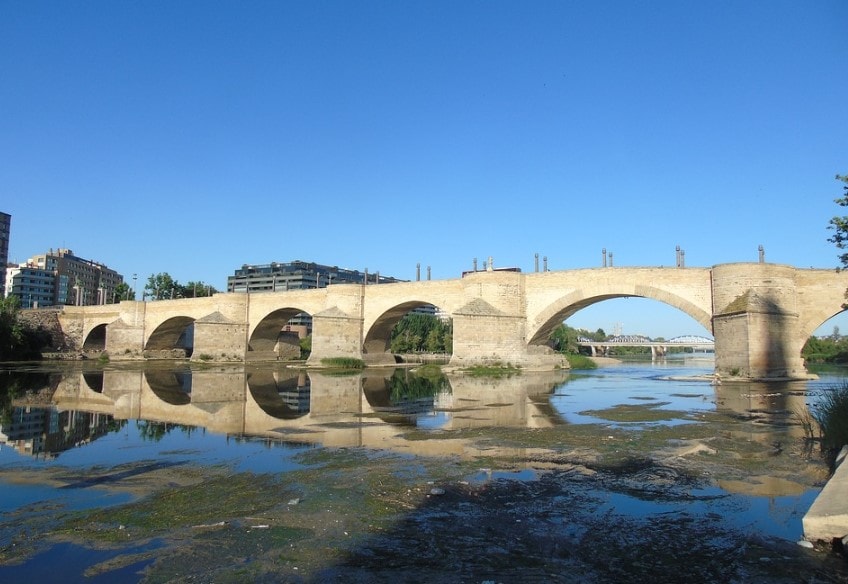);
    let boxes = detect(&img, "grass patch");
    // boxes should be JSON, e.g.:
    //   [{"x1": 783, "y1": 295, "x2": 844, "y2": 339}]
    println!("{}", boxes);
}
[
  {"x1": 413, "y1": 363, "x2": 444, "y2": 379},
  {"x1": 59, "y1": 473, "x2": 288, "y2": 541},
  {"x1": 464, "y1": 362, "x2": 521, "y2": 378},
  {"x1": 319, "y1": 357, "x2": 365, "y2": 370},
  {"x1": 565, "y1": 354, "x2": 597, "y2": 369}
]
